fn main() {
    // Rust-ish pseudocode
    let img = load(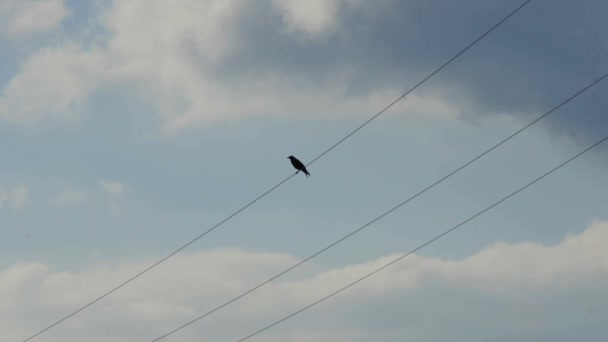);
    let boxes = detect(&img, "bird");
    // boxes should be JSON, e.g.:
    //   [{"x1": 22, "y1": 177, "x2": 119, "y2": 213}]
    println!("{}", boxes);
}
[{"x1": 287, "y1": 155, "x2": 310, "y2": 177}]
